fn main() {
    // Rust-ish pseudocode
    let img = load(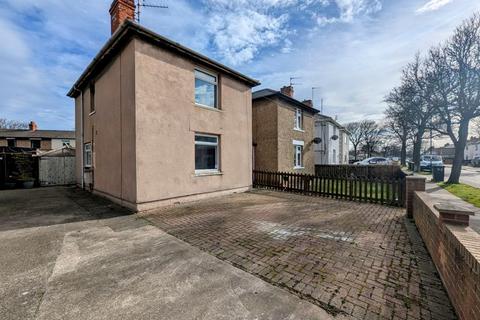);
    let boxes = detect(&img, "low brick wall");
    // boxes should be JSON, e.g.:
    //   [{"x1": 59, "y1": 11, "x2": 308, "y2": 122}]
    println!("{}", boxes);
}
[{"x1": 413, "y1": 192, "x2": 480, "y2": 319}]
